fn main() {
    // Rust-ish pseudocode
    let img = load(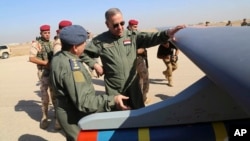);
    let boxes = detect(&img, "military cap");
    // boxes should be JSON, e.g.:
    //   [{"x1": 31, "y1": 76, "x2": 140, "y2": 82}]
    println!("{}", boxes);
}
[
  {"x1": 60, "y1": 25, "x2": 88, "y2": 45},
  {"x1": 59, "y1": 20, "x2": 72, "y2": 29},
  {"x1": 129, "y1": 19, "x2": 138, "y2": 25},
  {"x1": 40, "y1": 25, "x2": 50, "y2": 31}
]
